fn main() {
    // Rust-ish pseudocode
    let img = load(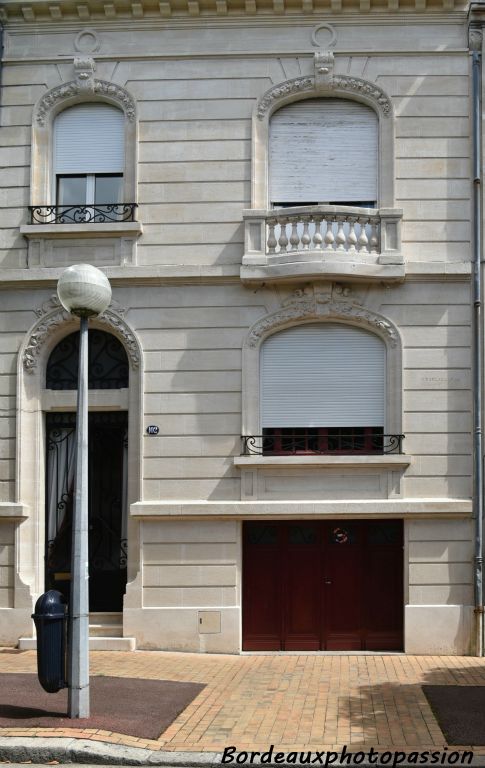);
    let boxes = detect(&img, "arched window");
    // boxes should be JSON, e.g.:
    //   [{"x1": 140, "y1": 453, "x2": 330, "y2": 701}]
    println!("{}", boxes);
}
[
  {"x1": 269, "y1": 98, "x2": 378, "y2": 208},
  {"x1": 46, "y1": 329, "x2": 129, "y2": 390},
  {"x1": 53, "y1": 103, "x2": 125, "y2": 217},
  {"x1": 260, "y1": 323, "x2": 385, "y2": 454}
]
